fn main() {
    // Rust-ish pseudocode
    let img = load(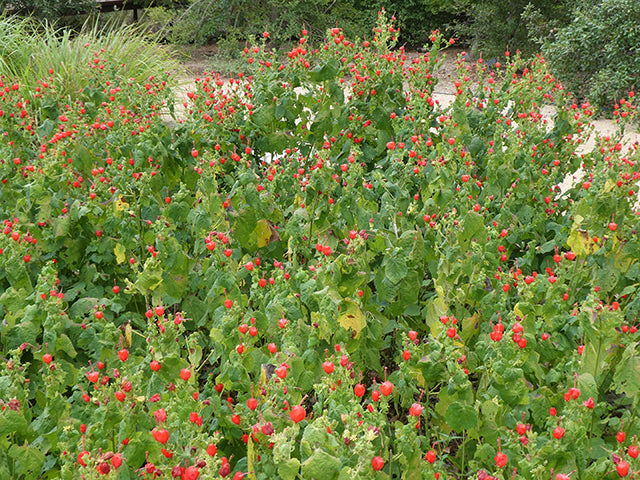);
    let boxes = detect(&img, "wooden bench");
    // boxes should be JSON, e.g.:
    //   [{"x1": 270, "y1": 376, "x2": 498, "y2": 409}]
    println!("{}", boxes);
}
[{"x1": 96, "y1": 0, "x2": 150, "y2": 21}]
